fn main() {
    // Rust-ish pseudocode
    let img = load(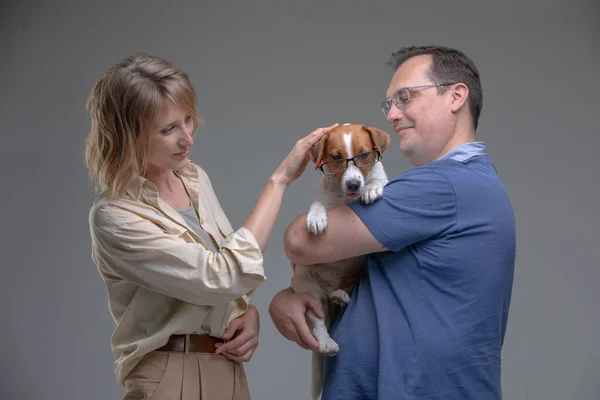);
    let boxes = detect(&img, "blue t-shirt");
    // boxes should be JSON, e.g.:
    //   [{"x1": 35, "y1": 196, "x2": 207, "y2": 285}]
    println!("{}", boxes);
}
[{"x1": 322, "y1": 142, "x2": 516, "y2": 400}]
